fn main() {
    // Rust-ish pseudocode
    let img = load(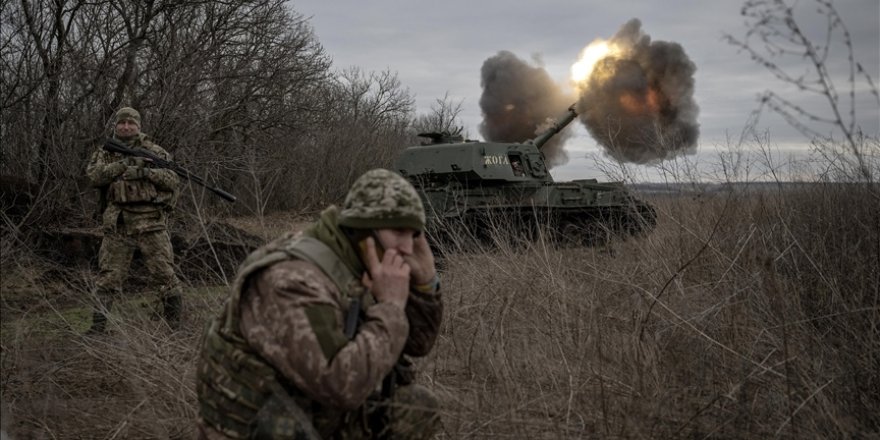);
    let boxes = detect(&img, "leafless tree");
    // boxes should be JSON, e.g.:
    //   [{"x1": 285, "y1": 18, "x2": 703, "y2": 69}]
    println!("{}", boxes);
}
[
  {"x1": 285, "y1": 67, "x2": 416, "y2": 211},
  {"x1": 724, "y1": 0, "x2": 879, "y2": 182},
  {"x1": 1, "y1": 0, "x2": 430, "y2": 231},
  {"x1": 411, "y1": 92, "x2": 466, "y2": 139}
]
